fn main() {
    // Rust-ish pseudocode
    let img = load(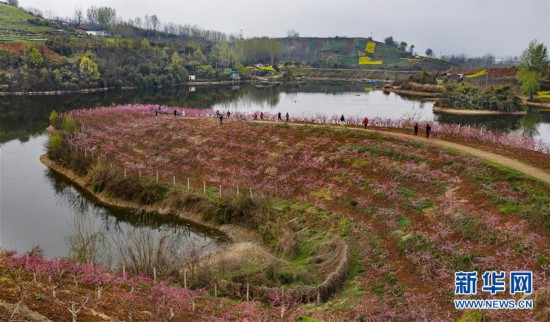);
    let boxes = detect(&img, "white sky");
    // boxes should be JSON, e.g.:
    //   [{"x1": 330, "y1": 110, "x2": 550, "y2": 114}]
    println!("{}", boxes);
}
[{"x1": 18, "y1": 0, "x2": 550, "y2": 58}]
